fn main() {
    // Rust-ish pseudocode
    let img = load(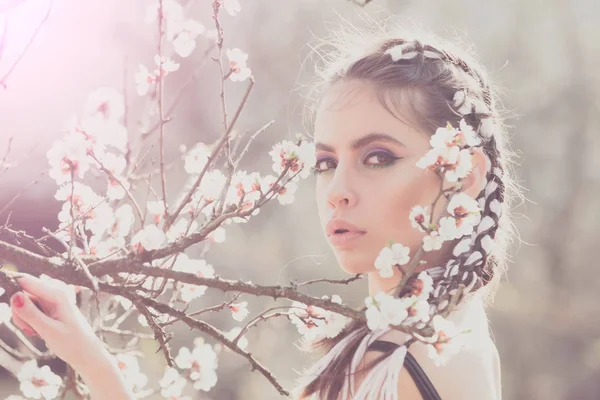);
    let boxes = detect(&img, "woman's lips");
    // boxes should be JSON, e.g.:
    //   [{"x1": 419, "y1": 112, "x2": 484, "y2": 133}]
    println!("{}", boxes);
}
[{"x1": 327, "y1": 230, "x2": 366, "y2": 248}]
